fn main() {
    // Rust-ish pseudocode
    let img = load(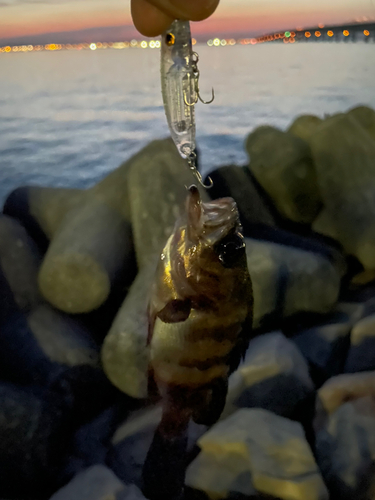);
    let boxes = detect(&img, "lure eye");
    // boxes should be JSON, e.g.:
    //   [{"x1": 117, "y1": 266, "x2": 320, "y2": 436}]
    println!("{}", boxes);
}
[
  {"x1": 215, "y1": 233, "x2": 245, "y2": 268},
  {"x1": 165, "y1": 33, "x2": 175, "y2": 46}
]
